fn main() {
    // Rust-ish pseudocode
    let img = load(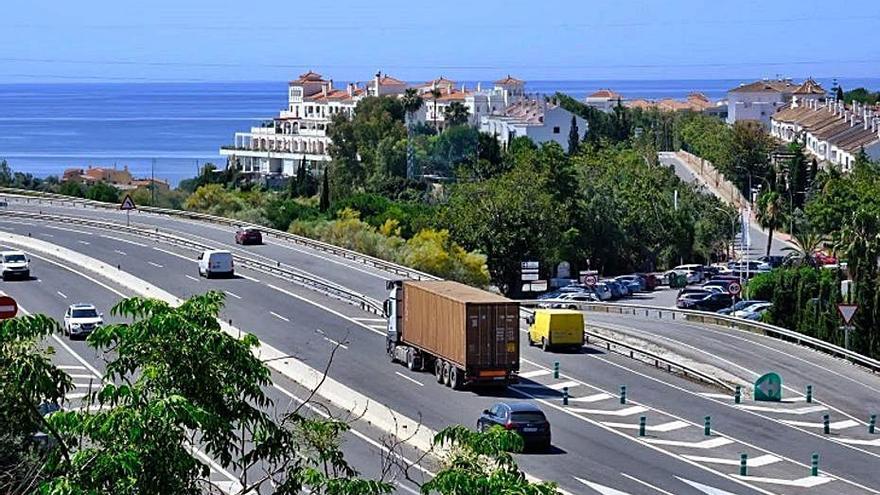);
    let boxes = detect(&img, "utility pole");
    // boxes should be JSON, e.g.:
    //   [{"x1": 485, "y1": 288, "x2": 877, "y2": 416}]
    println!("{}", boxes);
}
[{"x1": 151, "y1": 158, "x2": 156, "y2": 206}]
